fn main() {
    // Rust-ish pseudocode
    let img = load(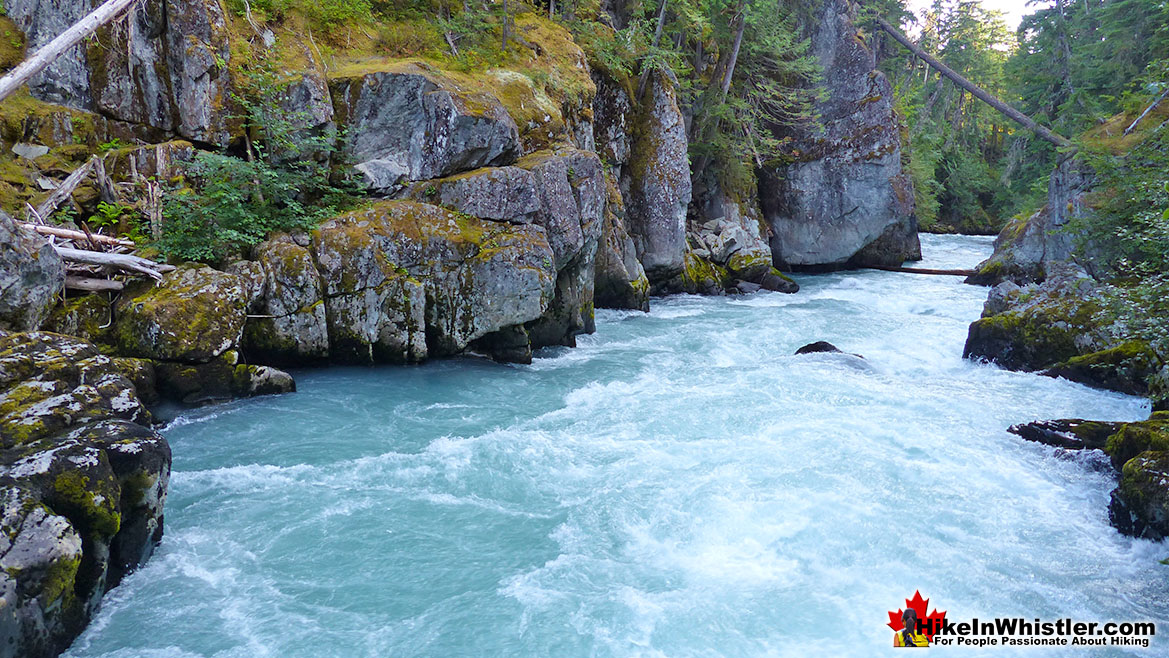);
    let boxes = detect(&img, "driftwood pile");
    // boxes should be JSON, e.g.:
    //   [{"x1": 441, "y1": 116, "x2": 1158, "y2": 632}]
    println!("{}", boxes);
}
[{"x1": 15, "y1": 154, "x2": 173, "y2": 293}]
